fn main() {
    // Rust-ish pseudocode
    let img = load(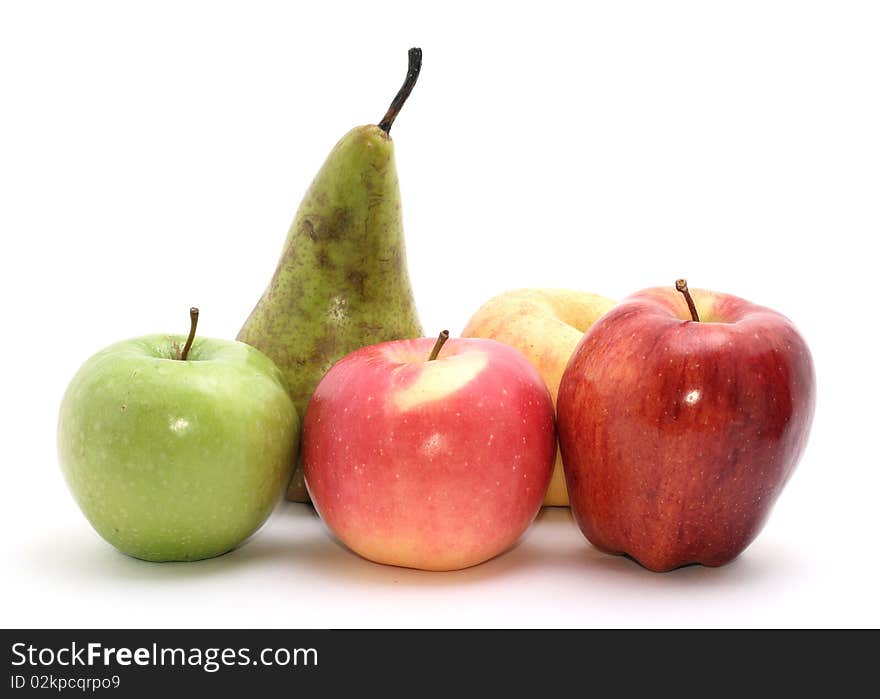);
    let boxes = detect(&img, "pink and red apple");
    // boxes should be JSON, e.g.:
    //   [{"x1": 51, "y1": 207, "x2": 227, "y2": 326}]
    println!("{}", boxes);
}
[
  {"x1": 302, "y1": 334, "x2": 556, "y2": 571},
  {"x1": 557, "y1": 282, "x2": 815, "y2": 572}
]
